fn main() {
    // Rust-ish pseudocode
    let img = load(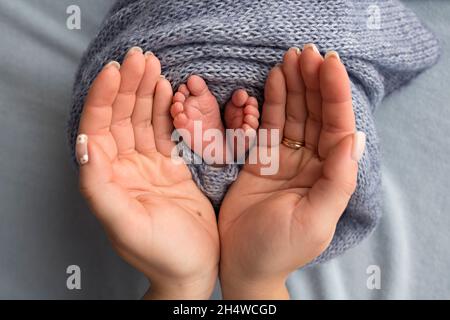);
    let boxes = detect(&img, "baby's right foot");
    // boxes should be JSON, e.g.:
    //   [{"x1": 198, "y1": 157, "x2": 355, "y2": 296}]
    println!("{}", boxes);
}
[{"x1": 170, "y1": 75, "x2": 259, "y2": 165}]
